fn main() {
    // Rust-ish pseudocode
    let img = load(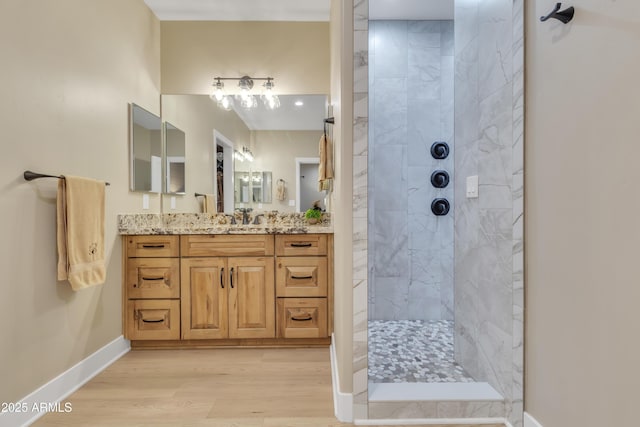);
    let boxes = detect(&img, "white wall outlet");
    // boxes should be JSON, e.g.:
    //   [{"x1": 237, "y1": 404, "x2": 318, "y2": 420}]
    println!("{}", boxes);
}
[
  {"x1": 466, "y1": 175, "x2": 479, "y2": 198},
  {"x1": 289, "y1": 200, "x2": 295, "y2": 207},
  {"x1": 170, "y1": 196, "x2": 176, "y2": 209},
  {"x1": 258, "y1": 203, "x2": 263, "y2": 209},
  {"x1": 142, "y1": 193, "x2": 150, "y2": 209}
]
